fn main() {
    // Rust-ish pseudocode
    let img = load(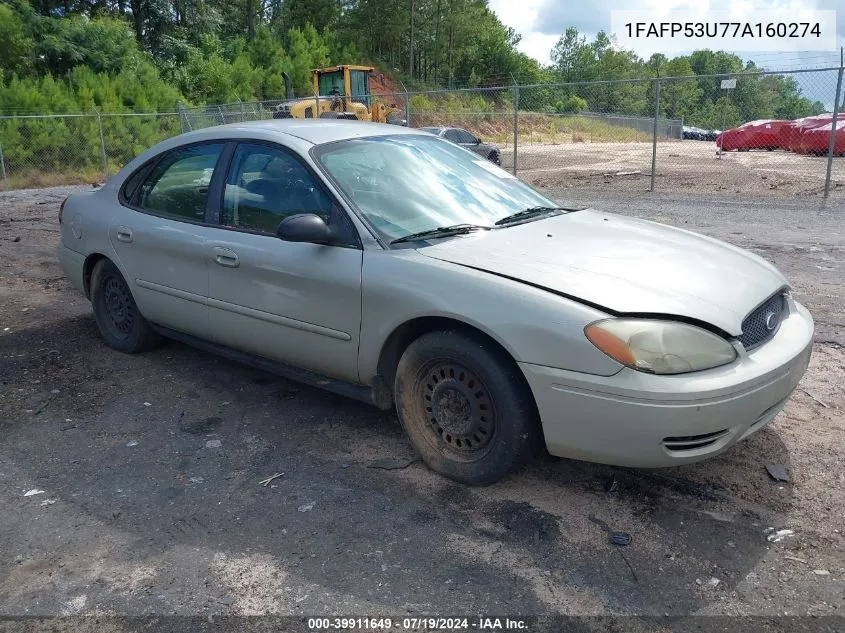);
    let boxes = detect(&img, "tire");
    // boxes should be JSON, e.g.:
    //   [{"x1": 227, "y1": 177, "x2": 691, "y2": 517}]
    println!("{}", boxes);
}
[
  {"x1": 319, "y1": 112, "x2": 359, "y2": 120},
  {"x1": 488, "y1": 151, "x2": 501, "y2": 166},
  {"x1": 90, "y1": 258, "x2": 160, "y2": 353},
  {"x1": 394, "y1": 331, "x2": 539, "y2": 485}
]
